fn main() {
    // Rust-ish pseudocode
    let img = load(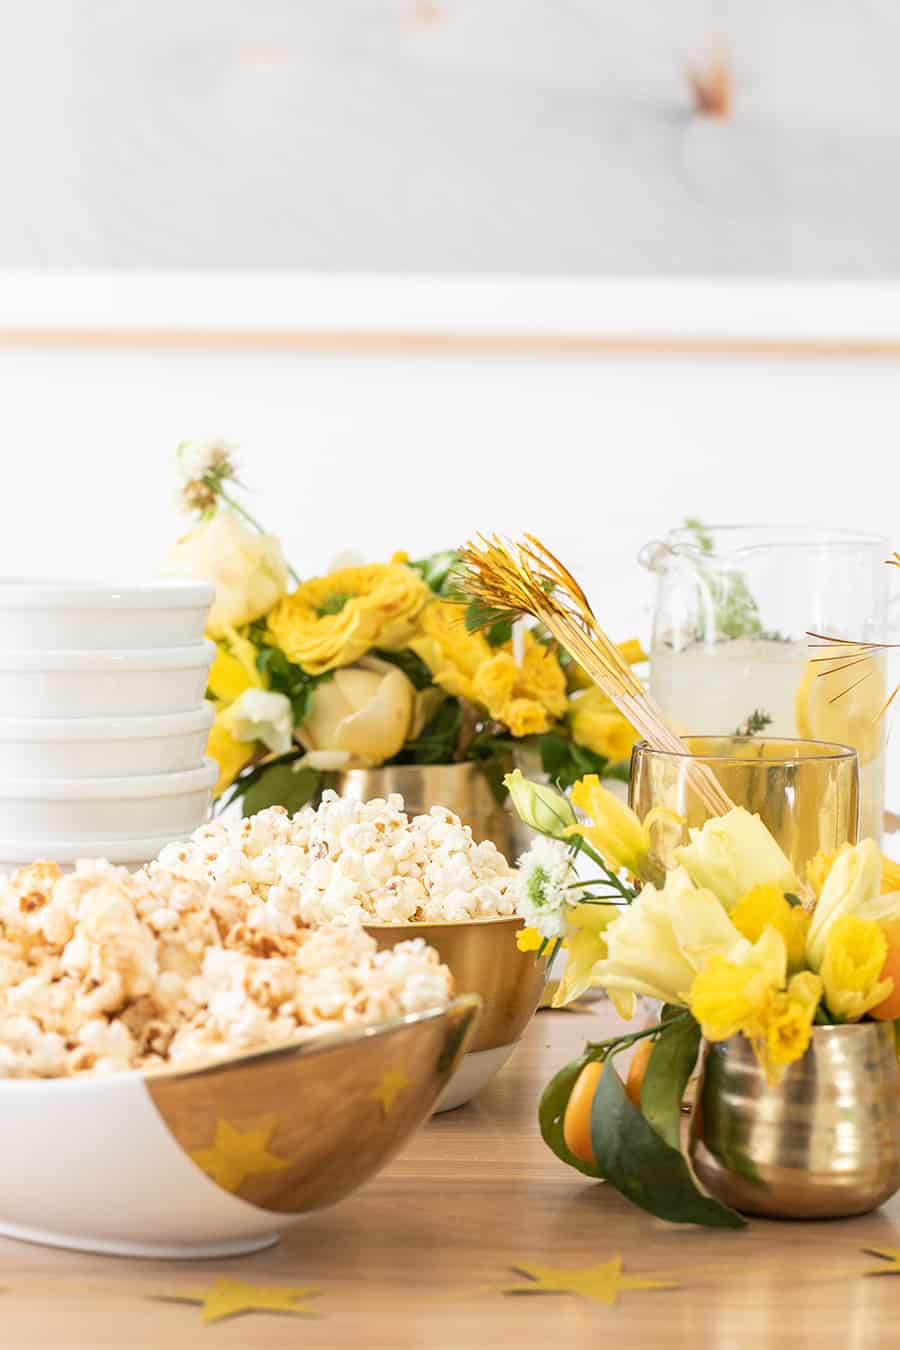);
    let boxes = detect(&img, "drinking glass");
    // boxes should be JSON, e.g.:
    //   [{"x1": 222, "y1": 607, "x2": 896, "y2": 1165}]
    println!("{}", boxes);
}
[
  {"x1": 640, "y1": 525, "x2": 888, "y2": 840},
  {"x1": 629, "y1": 736, "x2": 859, "y2": 879}
]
